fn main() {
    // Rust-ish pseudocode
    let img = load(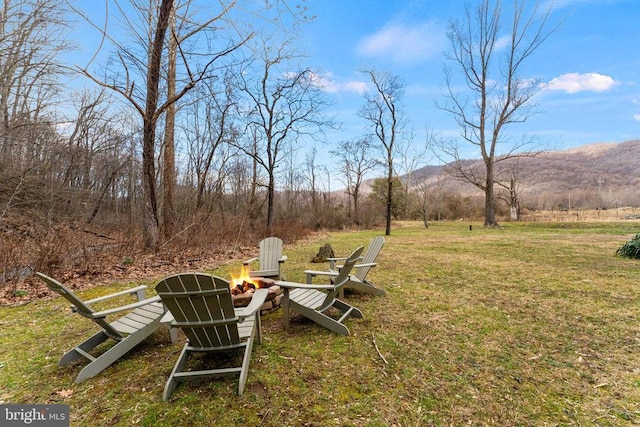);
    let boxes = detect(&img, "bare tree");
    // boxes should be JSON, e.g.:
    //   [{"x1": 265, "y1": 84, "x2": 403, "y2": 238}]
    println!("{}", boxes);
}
[
  {"x1": 0, "y1": 0, "x2": 68, "y2": 153},
  {"x1": 495, "y1": 159, "x2": 525, "y2": 220},
  {"x1": 60, "y1": 89, "x2": 133, "y2": 223},
  {"x1": 414, "y1": 181, "x2": 432, "y2": 228},
  {"x1": 76, "y1": 0, "x2": 251, "y2": 249},
  {"x1": 331, "y1": 138, "x2": 377, "y2": 226},
  {"x1": 304, "y1": 144, "x2": 321, "y2": 221},
  {"x1": 0, "y1": 0, "x2": 69, "y2": 218},
  {"x1": 184, "y1": 73, "x2": 239, "y2": 210},
  {"x1": 395, "y1": 127, "x2": 433, "y2": 219},
  {"x1": 360, "y1": 70, "x2": 405, "y2": 235},
  {"x1": 236, "y1": 38, "x2": 331, "y2": 233},
  {"x1": 437, "y1": 0, "x2": 555, "y2": 226}
]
